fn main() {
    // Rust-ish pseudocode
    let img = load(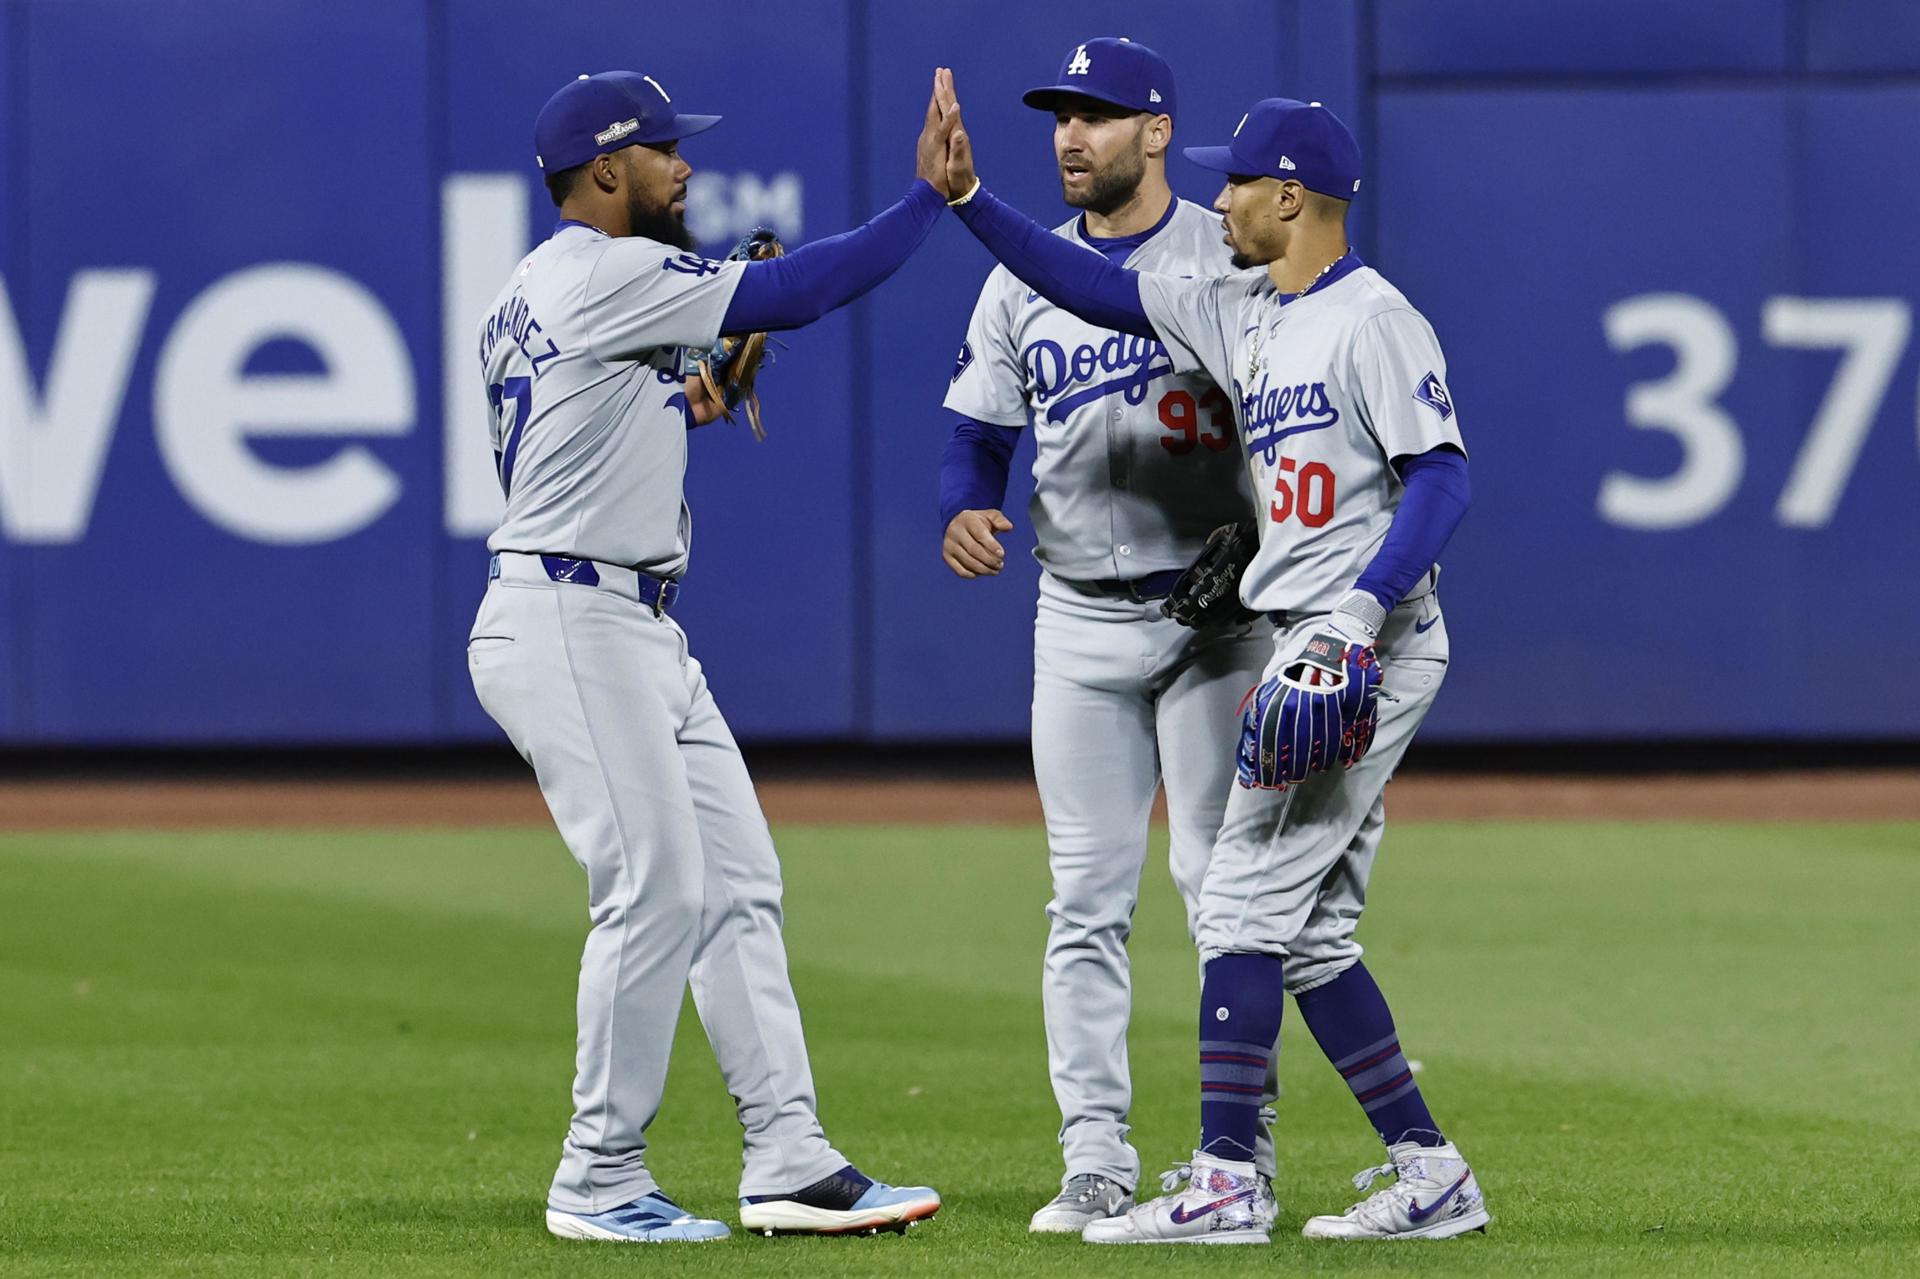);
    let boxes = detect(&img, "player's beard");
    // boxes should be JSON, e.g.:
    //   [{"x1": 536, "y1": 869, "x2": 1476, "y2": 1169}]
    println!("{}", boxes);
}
[
  {"x1": 1061, "y1": 145, "x2": 1147, "y2": 218},
  {"x1": 1225, "y1": 217, "x2": 1262, "y2": 270},
  {"x1": 628, "y1": 188, "x2": 696, "y2": 250}
]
